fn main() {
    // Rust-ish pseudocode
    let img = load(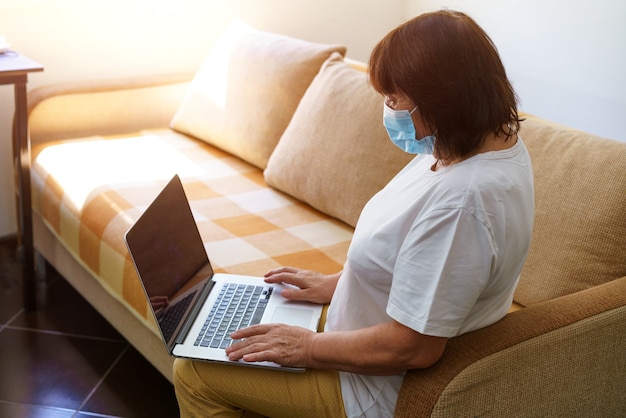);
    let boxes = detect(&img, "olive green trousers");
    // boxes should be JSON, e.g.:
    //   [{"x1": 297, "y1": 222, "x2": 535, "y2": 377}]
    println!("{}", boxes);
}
[{"x1": 173, "y1": 306, "x2": 346, "y2": 417}]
